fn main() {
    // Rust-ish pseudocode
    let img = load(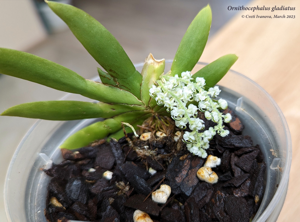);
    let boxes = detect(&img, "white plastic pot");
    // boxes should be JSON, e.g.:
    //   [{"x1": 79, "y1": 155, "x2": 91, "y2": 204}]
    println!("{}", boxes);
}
[{"x1": 4, "y1": 62, "x2": 292, "y2": 221}]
